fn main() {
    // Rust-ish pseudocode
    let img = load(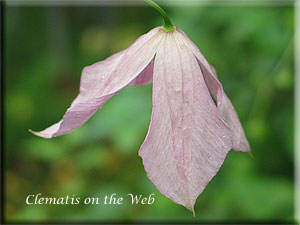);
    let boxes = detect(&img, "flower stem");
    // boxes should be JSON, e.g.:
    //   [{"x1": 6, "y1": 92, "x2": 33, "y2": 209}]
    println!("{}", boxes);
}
[{"x1": 144, "y1": 0, "x2": 175, "y2": 32}]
